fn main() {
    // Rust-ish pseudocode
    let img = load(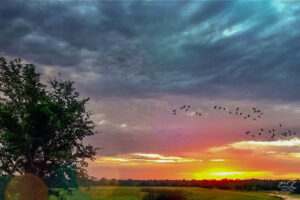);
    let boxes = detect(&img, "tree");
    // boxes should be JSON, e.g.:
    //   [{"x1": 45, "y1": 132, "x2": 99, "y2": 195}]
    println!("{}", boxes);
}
[
  {"x1": 0, "y1": 57, "x2": 97, "y2": 189},
  {"x1": 293, "y1": 181, "x2": 300, "y2": 194}
]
